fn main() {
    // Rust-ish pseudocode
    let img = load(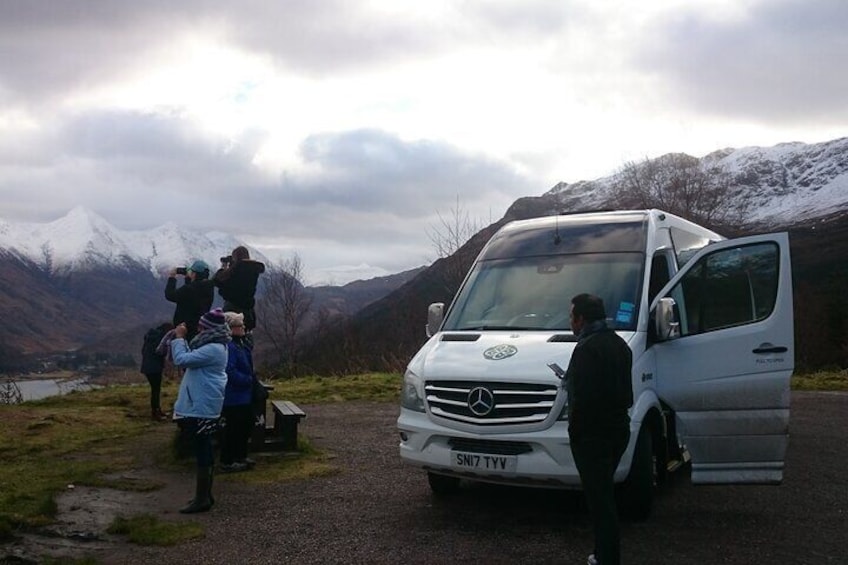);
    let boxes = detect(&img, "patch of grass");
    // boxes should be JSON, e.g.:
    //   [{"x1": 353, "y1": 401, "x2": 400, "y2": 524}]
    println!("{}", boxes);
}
[
  {"x1": 791, "y1": 369, "x2": 848, "y2": 391},
  {"x1": 266, "y1": 372, "x2": 401, "y2": 404},
  {"x1": 221, "y1": 436, "x2": 338, "y2": 485},
  {"x1": 0, "y1": 373, "x2": 398, "y2": 537},
  {"x1": 40, "y1": 557, "x2": 99, "y2": 565},
  {"x1": 0, "y1": 515, "x2": 15, "y2": 543},
  {"x1": 107, "y1": 514, "x2": 204, "y2": 546},
  {"x1": 0, "y1": 384, "x2": 170, "y2": 531}
]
